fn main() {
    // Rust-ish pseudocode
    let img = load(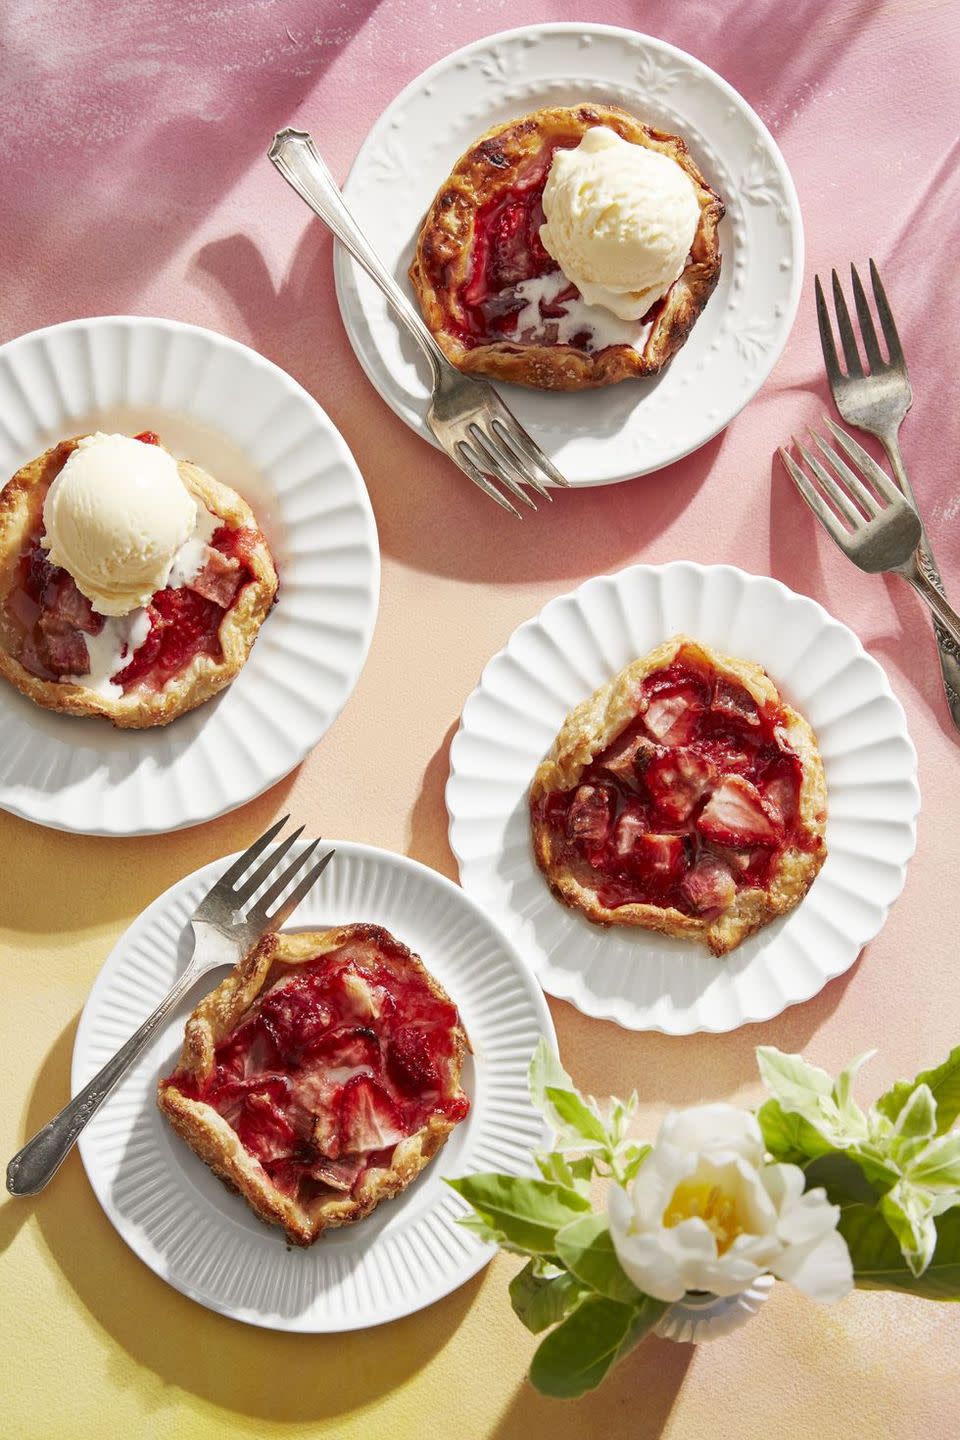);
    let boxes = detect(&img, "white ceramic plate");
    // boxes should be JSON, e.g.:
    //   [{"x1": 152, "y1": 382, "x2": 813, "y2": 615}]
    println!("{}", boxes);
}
[
  {"x1": 334, "y1": 23, "x2": 802, "y2": 486},
  {"x1": 447, "y1": 563, "x2": 919, "y2": 1034},
  {"x1": 73, "y1": 841, "x2": 555, "y2": 1331},
  {"x1": 0, "y1": 316, "x2": 380, "y2": 836}
]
